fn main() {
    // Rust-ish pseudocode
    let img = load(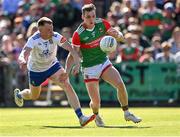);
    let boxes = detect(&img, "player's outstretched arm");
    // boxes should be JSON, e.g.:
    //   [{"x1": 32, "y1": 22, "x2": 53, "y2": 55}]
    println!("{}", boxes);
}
[
  {"x1": 61, "y1": 41, "x2": 81, "y2": 75},
  {"x1": 107, "y1": 28, "x2": 125, "y2": 43},
  {"x1": 65, "y1": 53, "x2": 74, "y2": 75},
  {"x1": 18, "y1": 47, "x2": 31, "y2": 70}
]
